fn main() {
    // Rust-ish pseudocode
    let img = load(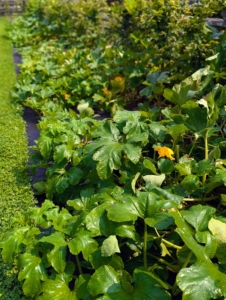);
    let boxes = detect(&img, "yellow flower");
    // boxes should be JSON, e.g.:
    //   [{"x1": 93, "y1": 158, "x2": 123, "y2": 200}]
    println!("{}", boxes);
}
[
  {"x1": 64, "y1": 94, "x2": 70, "y2": 100},
  {"x1": 102, "y1": 88, "x2": 111, "y2": 95},
  {"x1": 114, "y1": 76, "x2": 123, "y2": 82},
  {"x1": 155, "y1": 146, "x2": 175, "y2": 161}
]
